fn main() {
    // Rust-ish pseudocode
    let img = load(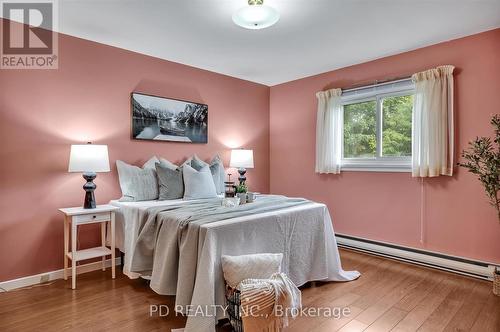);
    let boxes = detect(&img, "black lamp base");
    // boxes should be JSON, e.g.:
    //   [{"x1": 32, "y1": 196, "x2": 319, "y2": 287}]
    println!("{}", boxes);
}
[
  {"x1": 238, "y1": 168, "x2": 247, "y2": 185},
  {"x1": 82, "y1": 172, "x2": 97, "y2": 209}
]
